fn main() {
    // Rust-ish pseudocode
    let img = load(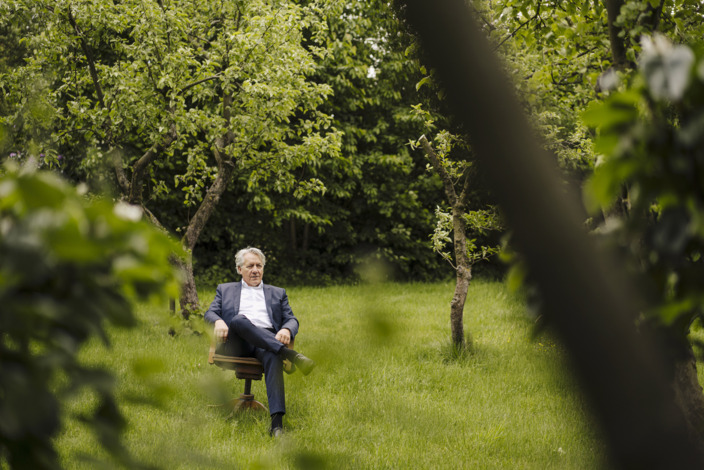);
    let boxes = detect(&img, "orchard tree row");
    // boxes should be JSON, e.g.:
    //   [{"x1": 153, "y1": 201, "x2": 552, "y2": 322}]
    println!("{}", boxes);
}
[
  {"x1": 0, "y1": 0, "x2": 455, "y2": 309},
  {"x1": 2, "y1": 0, "x2": 704, "y2": 317}
]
